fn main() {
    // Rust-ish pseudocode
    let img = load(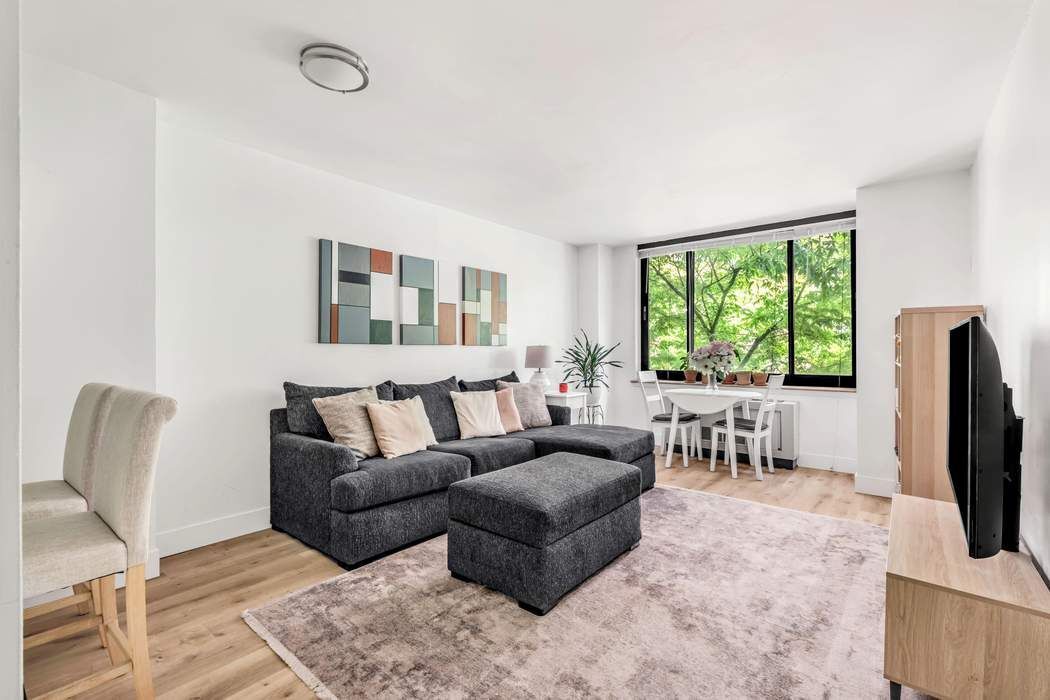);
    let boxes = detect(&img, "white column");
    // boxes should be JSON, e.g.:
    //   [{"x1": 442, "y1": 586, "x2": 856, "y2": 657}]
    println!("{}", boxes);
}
[{"x1": 0, "y1": 0, "x2": 22, "y2": 690}]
